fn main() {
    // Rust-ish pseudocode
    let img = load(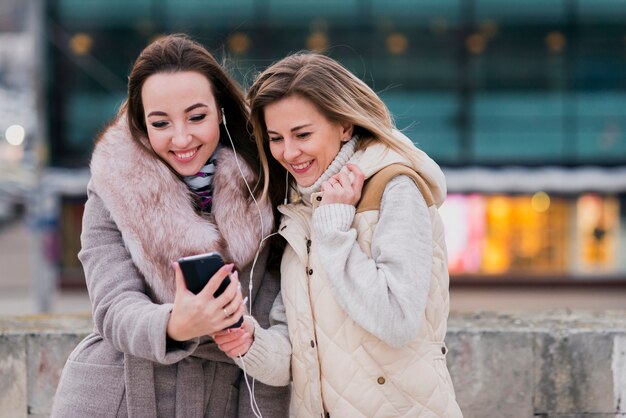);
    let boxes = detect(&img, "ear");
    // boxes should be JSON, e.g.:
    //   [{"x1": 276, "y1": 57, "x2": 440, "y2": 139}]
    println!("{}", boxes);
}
[{"x1": 340, "y1": 122, "x2": 354, "y2": 142}]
